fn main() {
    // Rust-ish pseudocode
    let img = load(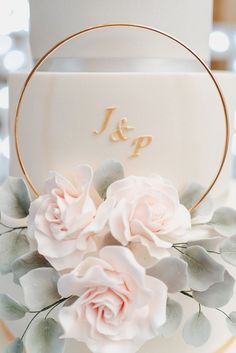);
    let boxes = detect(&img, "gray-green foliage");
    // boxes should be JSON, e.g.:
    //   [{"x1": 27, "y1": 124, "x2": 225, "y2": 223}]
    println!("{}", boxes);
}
[
  {"x1": 20, "y1": 267, "x2": 60, "y2": 311},
  {"x1": 0, "y1": 294, "x2": 27, "y2": 320},
  {"x1": 220, "y1": 235, "x2": 236, "y2": 266},
  {"x1": 12, "y1": 251, "x2": 51, "y2": 284},
  {"x1": 93, "y1": 160, "x2": 124, "y2": 199},
  {"x1": 159, "y1": 298, "x2": 183, "y2": 337},
  {"x1": 3, "y1": 338, "x2": 24, "y2": 353},
  {"x1": 0, "y1": 177, "x2": 31, "y2": 218},
  {"x1": 181, "y1": 246, "x2": 225, "y2": 291},
  {"x1": 210, "y1": 207, "x2": 236, "y2": 237},
  {"x1": 0, "y1": 231, "x2": 30, "y2": 274},
  {"x1": 192, "y1": 270, "x2": 235, "y2": 308},
  {"x1": 182, "y1": 312, "x2": 211, "y2": 347},
  {"x1": 226, "y1": 312, "x2": 236, "y2": 336},
  {"x1": 148, "y1": 257, "x2": 188, "y2": 293},
  {"x1": 25, "y1": 318, "x2": 65, "y2": 353}
]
